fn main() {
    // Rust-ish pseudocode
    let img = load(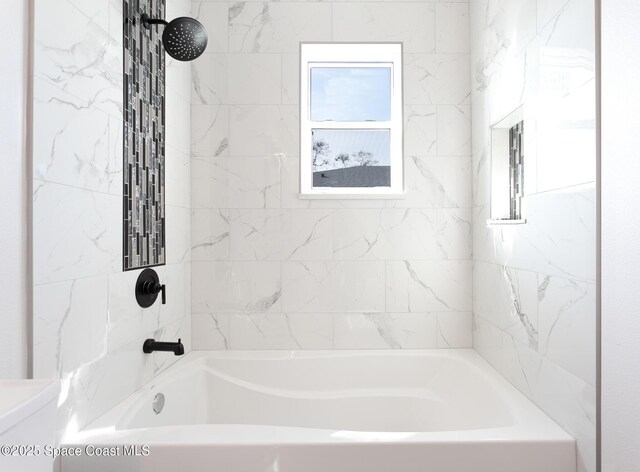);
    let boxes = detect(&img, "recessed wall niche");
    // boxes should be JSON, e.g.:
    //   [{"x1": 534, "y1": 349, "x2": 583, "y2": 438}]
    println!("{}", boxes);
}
[
  {"x1": 489, "y1": 107, "x2": 525, "y2": 224},
  {"x1": 123, "y1": 0, "x2": 166, "y2": 270}
]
